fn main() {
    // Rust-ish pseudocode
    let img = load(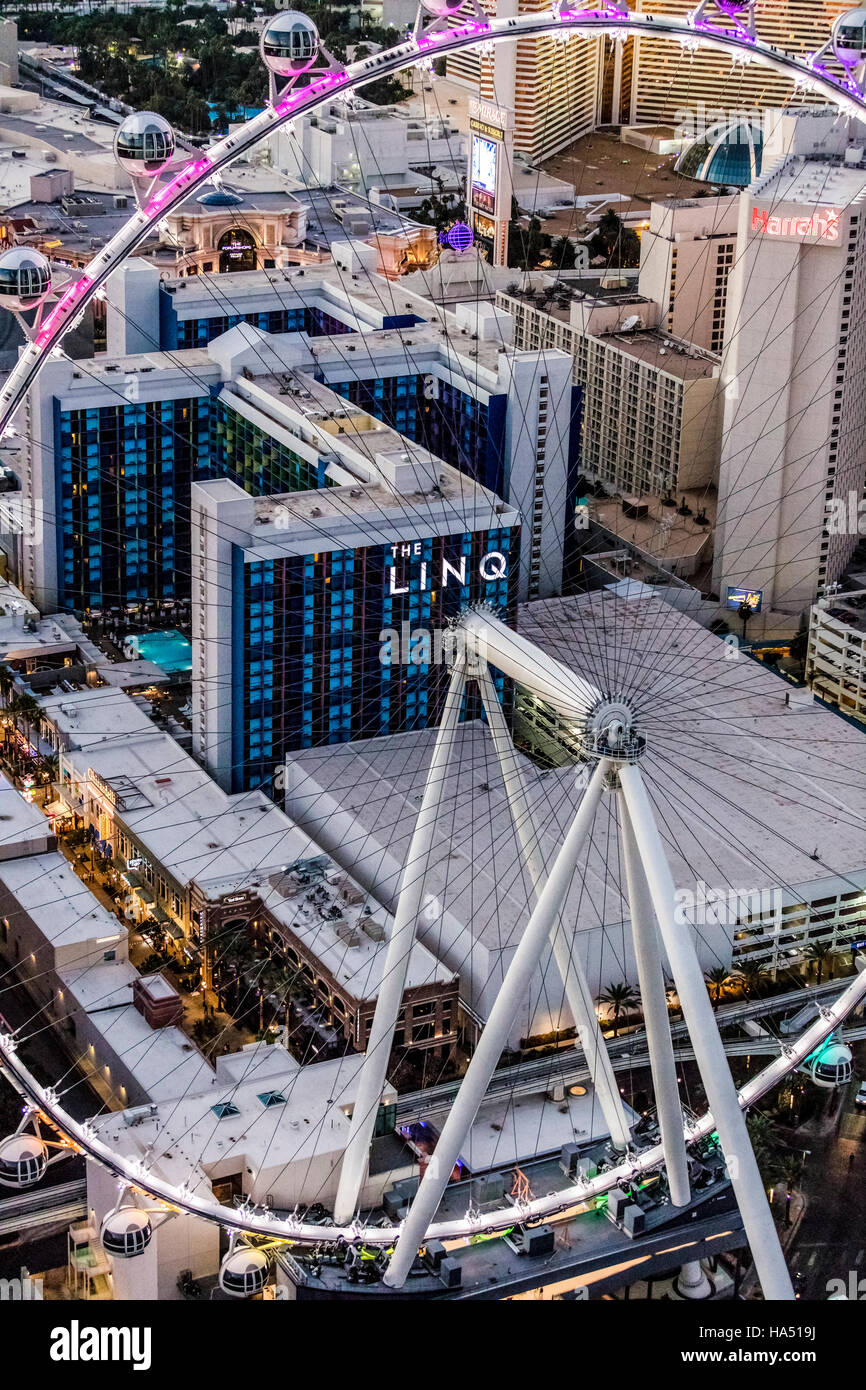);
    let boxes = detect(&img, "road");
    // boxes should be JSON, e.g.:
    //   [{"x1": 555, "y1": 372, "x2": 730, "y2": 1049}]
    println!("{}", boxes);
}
[{"x1": 788, "y1": 1039, "x2": 866, "y2": 1300}]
